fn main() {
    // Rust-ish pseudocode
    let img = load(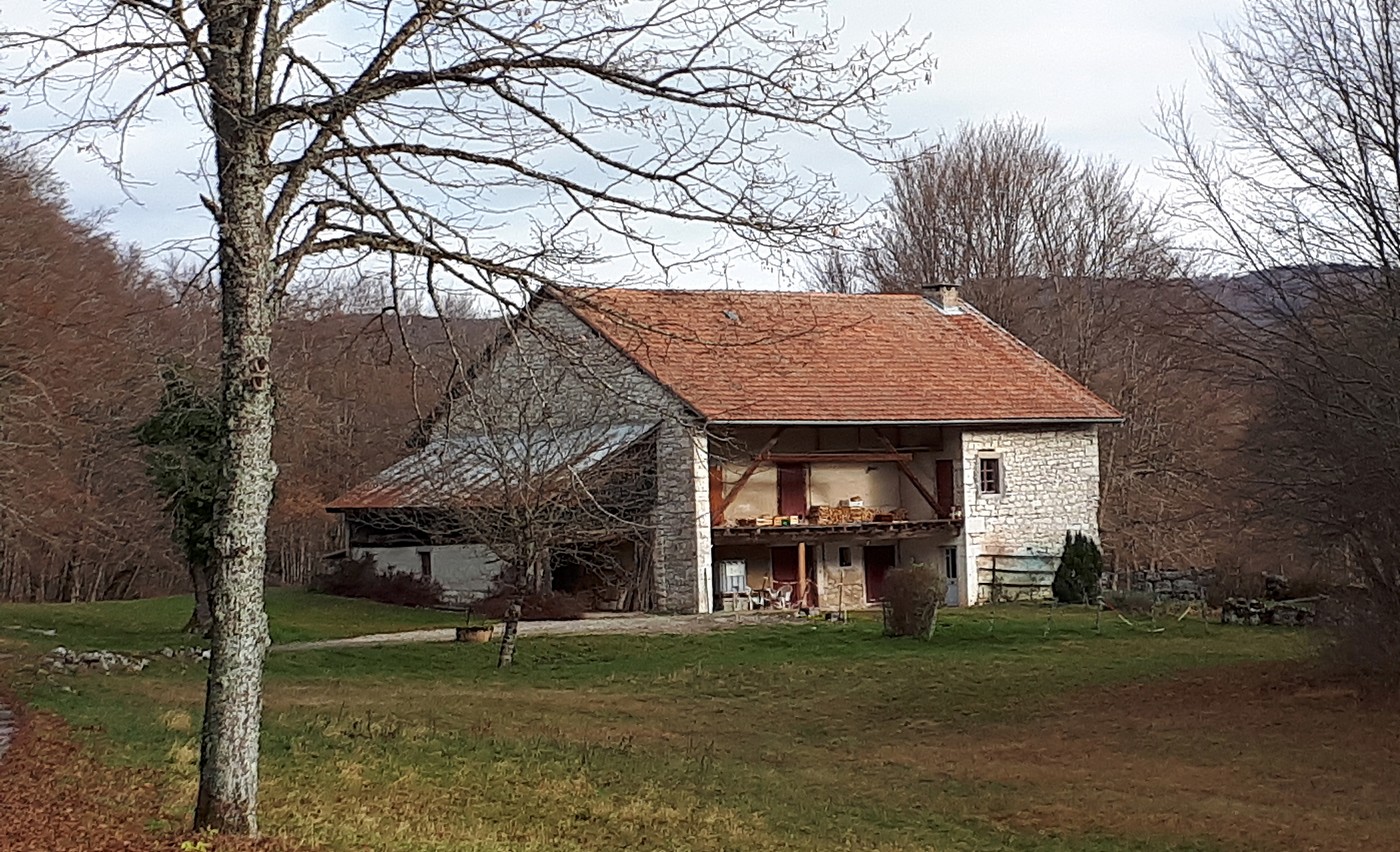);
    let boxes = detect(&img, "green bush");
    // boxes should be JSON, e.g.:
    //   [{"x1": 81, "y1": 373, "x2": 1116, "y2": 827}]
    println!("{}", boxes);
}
[
  {"x1": 881, "y1": 562, "x2": 948, "y2": 639},
  {"x1": 1052, "y1": 531, "x2": 1103, "y2": 604}
]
